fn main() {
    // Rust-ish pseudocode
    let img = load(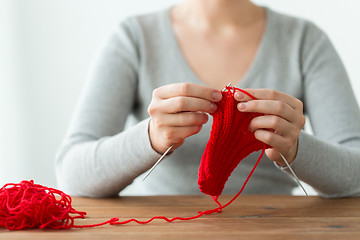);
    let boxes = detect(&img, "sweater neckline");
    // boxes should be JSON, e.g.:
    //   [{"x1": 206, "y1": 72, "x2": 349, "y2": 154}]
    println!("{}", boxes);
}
[{"x1": 162, "y1": 6, "x2": 273, "y2": 89}]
